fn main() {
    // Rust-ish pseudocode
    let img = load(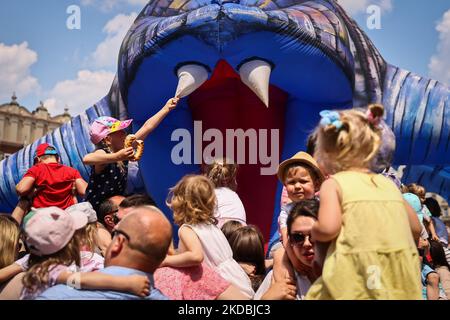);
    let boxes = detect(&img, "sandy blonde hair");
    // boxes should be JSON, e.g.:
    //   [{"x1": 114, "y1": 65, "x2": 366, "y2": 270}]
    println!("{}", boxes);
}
[
  {"x1": 74, "y1": 222, "x2": 99, "y2": 253},
  {"x1": 203, "y1": 159, "x2": 238, "y2": 191},
  {"x1": 0, "y1": 215, "x2": 21, "y2": 268},
  {"x1": 167, "y1": 175, "x2": 217, "y2": 226},
  {"x1": 315, "y1": 104, "x2": 384, "y2": 174},
  {"x1": 22, "y1": 236, "x2": 80, "y2": 295}
]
